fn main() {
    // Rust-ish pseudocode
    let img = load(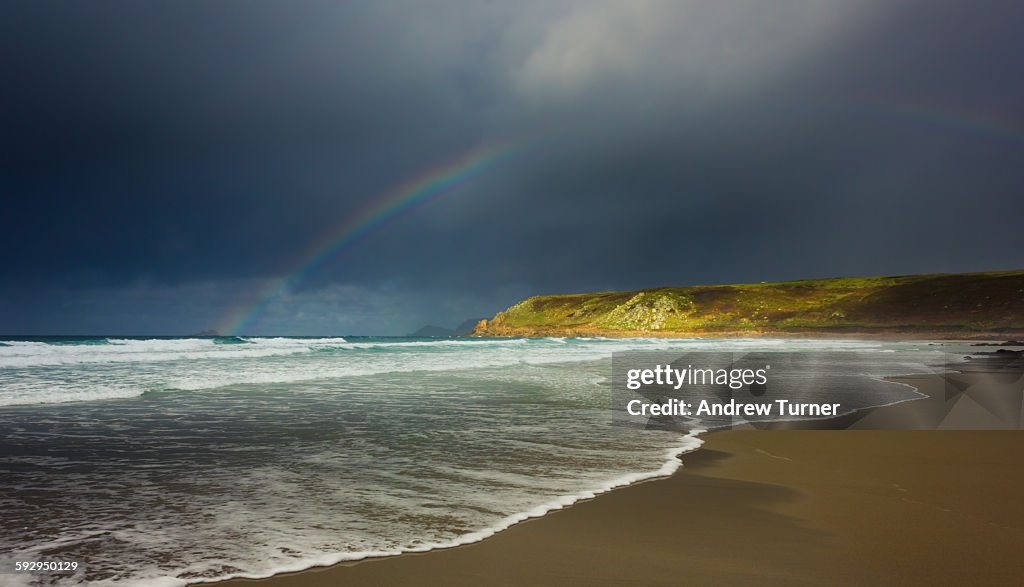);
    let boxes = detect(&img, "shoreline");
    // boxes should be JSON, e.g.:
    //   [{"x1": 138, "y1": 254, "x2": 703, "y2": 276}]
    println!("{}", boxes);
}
[
  {"x1": 212, "y1": 431, "x2": 1024, "y2": 586},
  {"x1": 208, "y1": 369, "x2": 1024, "y2": 586},
  {"x1": 194, "y1": 431, "x2": 709, "y2": 586}
]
